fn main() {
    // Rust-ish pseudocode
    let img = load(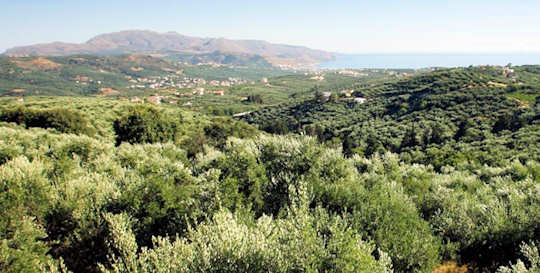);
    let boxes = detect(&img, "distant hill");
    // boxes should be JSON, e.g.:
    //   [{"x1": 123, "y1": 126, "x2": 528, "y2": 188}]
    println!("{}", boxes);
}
[
  {"x1": 3, "y1": 30, "x2": 335, "y2": 67},
  {"x1": 0, "y1": 54, "x2": 290, "y2": 97},
  {"x1": 163, "y1": 51, "x2": 274, "y2": 68}
]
